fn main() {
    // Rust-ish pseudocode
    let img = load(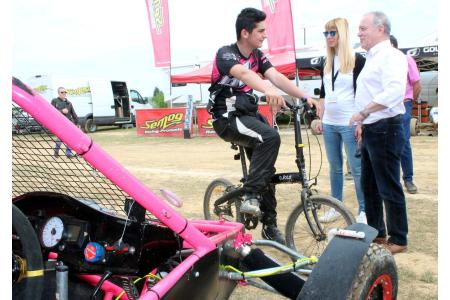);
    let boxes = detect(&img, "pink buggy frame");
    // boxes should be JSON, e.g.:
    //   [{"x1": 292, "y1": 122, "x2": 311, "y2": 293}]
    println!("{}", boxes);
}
[{"x1": 12, "y1": 77, "x2": 398, "y2": 300}]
